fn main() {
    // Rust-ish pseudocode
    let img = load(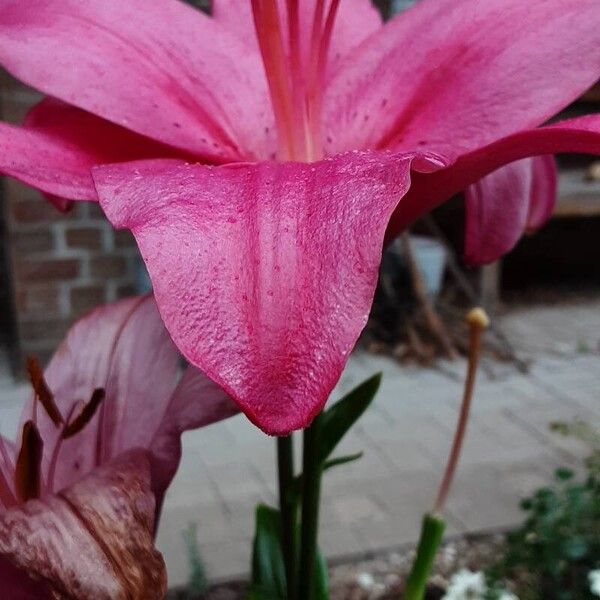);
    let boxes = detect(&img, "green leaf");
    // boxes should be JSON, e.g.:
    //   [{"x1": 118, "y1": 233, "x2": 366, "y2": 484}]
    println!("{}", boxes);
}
[
  {"x1": 249, "y1": 504, "x2": 286, "y2": 600},
  {"x1": 554, "y1": 467, "x2": 574, "y2": 481},
  {"x1": 323, "y1": 452, "x2": 364, "y2": 472},
  {"x1": 249, "y1": 505, "x2": 331, "y2": 600},
  {"x1": 562, "y1": 536, "x2": 589, "y2": 560},
  {"x1": 290, "y1": 453, "x2": 364, "y2": 502},
  {"x1": 318, "y1": 373, "x2": 382, "y2": 464},
  {"x1": 313, "y1": 548, "x2": 330, "y2": 600},
  {"x1": 183, "y1": 523, "x2": 208, "y2": 596}
]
